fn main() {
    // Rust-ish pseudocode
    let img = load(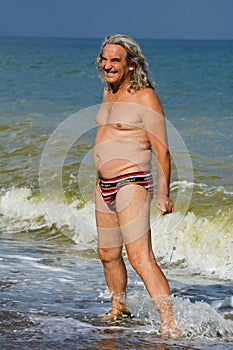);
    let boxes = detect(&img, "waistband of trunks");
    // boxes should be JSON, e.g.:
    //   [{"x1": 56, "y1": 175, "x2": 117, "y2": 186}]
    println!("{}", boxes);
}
[
  {"x1": 99, "y1": 171, "x2": 154, "y2": 192},
  {"x1": 99, "y1": 171, "x2": 153, "y2": 184}
]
